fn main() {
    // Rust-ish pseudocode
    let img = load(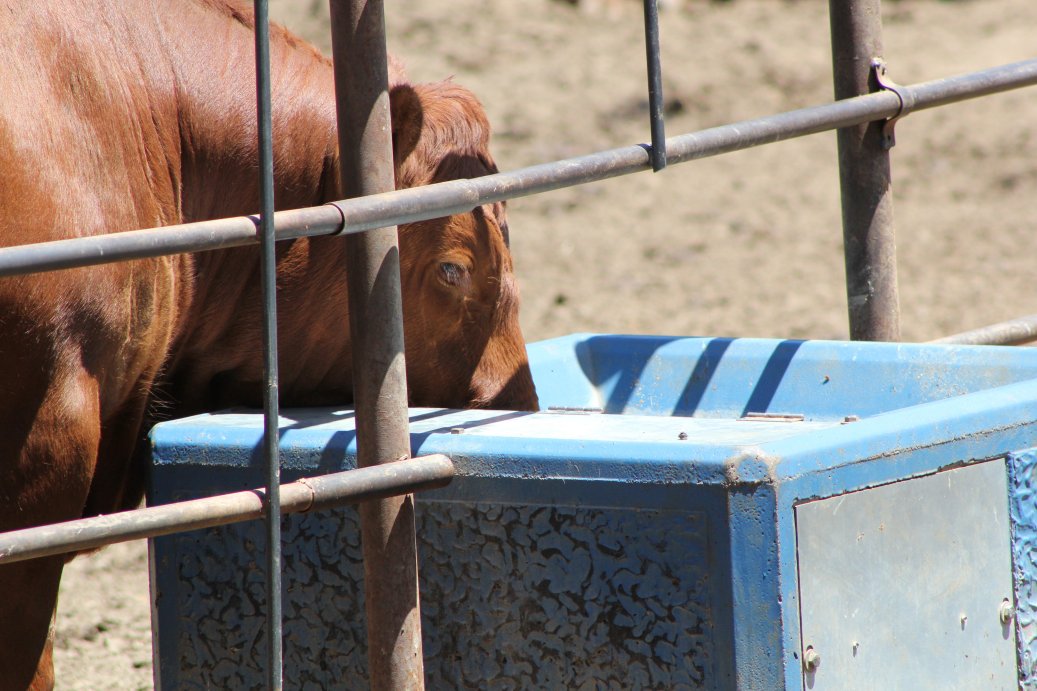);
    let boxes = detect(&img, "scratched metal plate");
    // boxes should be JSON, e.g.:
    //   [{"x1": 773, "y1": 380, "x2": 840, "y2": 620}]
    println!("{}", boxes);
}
[{"x1": 796, "y1": 459, "x2": 1017, "y2": 690}]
